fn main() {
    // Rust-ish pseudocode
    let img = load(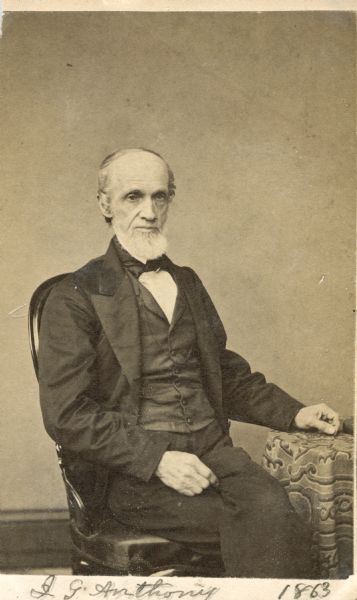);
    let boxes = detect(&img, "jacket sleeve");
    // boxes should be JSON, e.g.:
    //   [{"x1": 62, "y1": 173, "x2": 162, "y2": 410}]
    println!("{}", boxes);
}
[
  {"x1": 38, "y1": 276, "x2": 170, "y2": 482},
  {"x1": 187, "y1": 269, "x2": 304, "y2": 431}
]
